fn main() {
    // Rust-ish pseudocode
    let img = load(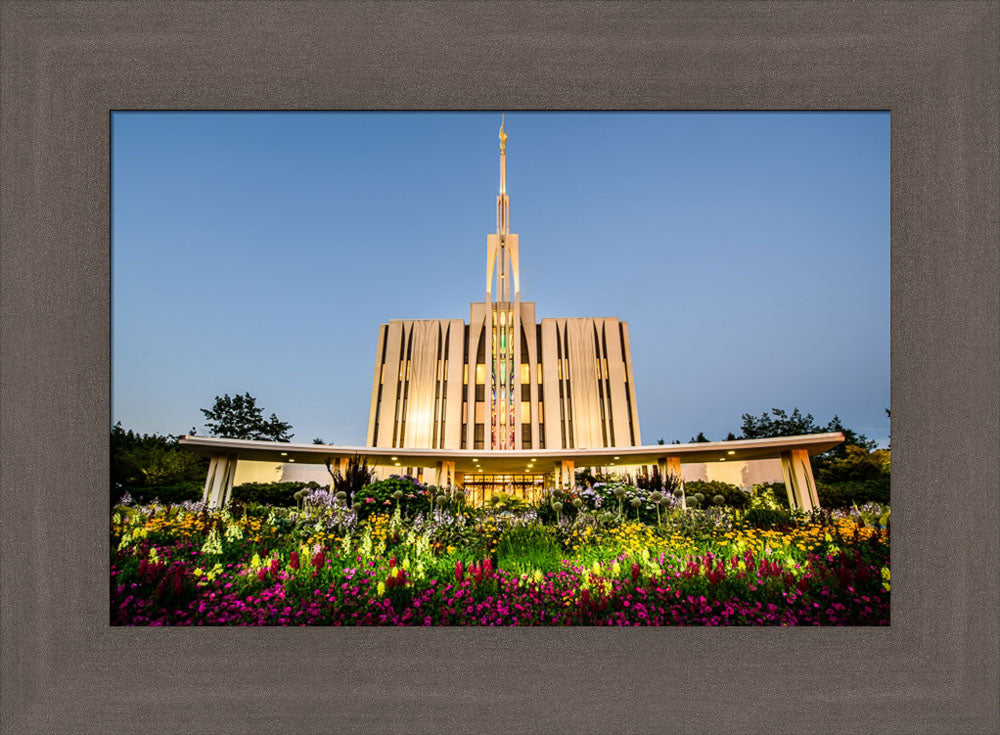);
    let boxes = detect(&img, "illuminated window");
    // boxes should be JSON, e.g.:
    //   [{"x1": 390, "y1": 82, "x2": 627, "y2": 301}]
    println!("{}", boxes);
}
[
  {"x1": 521, "y1": 401, "x2": 530, "y2": 419},
  {"x1": 537, "y1": 364, "x2": 543, "y2": 384},
  {"x1": 538, "y1": 402, "x2": 544, "y2": 423},
  {"x1": 463, "y1": 363, "x2": 468, "y2": 384},
  {"x1": 475, "y1": 364, "x2": 485, "y2": 384},
  {"x1": 475, "y1": 402, "x2": 485, "y2": 423}
]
